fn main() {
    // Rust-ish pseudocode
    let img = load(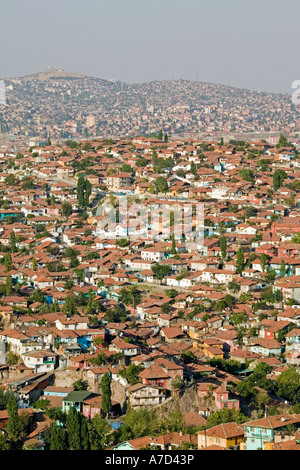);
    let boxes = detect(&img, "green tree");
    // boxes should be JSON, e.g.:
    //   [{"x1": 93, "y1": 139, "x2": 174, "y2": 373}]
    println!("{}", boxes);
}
[
  {"x1": 83, "y1": 142, "x2": 92, "y2": 151},
  {"x1": 228, "y1": 280, "x2": 240, "y2": 293},
  {"x1": 50, "y1": 424, "x2": 67, "y2": 450},
  {"x1": 155, "y1": 176, "x2": 168, "y2": 193},
  {"x1": 276, "y1": 366, "x2": 300, "y2": 404},
  {"x1": 260, "y1": 253, "x2": 269, "y2": 272},
  {"x1": 3, "y1": 253, "x2": 12, "y2": 272},
  {"x1": 30, "y1": 289, "x2": 45, "y2": 304},
  {"x1": 117, "y1": 238, "x2": 129, "y2": 247},
  {"x1": 62, "y1": 201, "x2": 72, "y2": 217},
  {"x1": 63, "y1": 295, "x2": 78, "y2": 317},
  {"x1": 136, "y1": 157, "x2": 147, "y2": 167},
  {"x1": 273, "y1": 169, "x2": 287, "y2": 191},
  {"x1": 165, "y1": 288, "x2": 179, "y2": 298},
  {"x1": 88, "y1": 413, "x2": 111, "y2": 450},
  {"x1": 49, "y1": 194, "x2": 56, "y2": 206},
  {"x1": 205, "y1": 408, "x2": 246, "y2": 428},
  {"x1": 181, "y1": 350, "x2": 197, "y2": 364},
  {"x1": 119, "y1": 409, "x2": 167, "y2": 441},
  {"x1": 5, "y1": 351, "x2": 19, "y2": 366},
  {"x1": 80, "y1": 414, "x2": 90, "y2": 450},
  {"x1": 5, "y1": 174, "x2": 17, "y2": 185},
  {"x1": 119, "y1": 287, "x2": 141, "y2": 308},
  {"x1": 220, "y1": 235, "x2": 227, "y2": 260},
  {"x1": 5, "y1": 276, "x2": 13, "y2": 296},
  {"x1": 280, "y1": 260, "x2": 286, "y2": 278},
  {"x1": 121, "y1": 163, "x2": 133, "y2": 174},
  {"x1": 0, "y1": 432, "x2": 9, "y2": 450},
  {"x1": 244, "y1": 206, "x2": 257, "y2": 219},
  {"x1": 190, "y1": 160, "x2": 197, "y2": 176},
  {"x1": 277, "y1": 134, "x2": 288, "y2": 148},
  {"x1": 66, "y1": 406, "x2": 82, "y2": 450},
  {"x1": 70, "y1": 254, "x2": 80, "y2": 269},
  {"x1": 157, "y1": 129, "x2": 163, "y2": 141},
  {"x1": 6, "y1": 394, "x2": 20, "y2": 444},
  {"x1": 0, "y1": 388, "x2": 9, "y2": 410},
  {"x1": 77, "y1": 175, "x2": 92, "y2": 208},
  {"x1": 33, "y1": 398, "x2": 51, "y2": 410},
  {"x1": 10, "y1": 231, "x2": 17, "y2": 253},
  {"x1": 151, "y1": 263, "x2": 172, "y2": 280},
  {"x1": 238, "y1": 169, "x2": 255, "y2": 183},
  {"x1": 73, "y1": 379, "x2": 88, "y2": 391},
  {"x1": 104, "y1": 304, "x2": 127, "y2": 323},
  {"x1": 119, "y1": 364, "x2": 144, "y2": 385},
  {"x1": 291, "y1": 233, "x2": 300, "y2": 243},
  {"x1": 236, "y1": 248, "x2": 245, "y2": 274},
  {"x1": 170, "y1": 233, "x2": 177, "y2": 255},
  {"x1": 101, "y1": 373, "x2": 112, "y2": 415}
]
